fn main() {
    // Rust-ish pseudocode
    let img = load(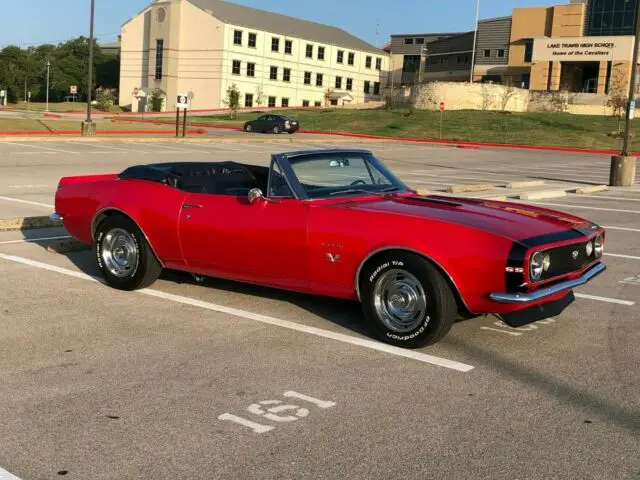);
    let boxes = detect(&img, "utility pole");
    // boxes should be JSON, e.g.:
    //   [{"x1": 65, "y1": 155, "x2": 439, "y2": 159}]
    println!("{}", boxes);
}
[
  {"x1": 82, "y1": 0, "x2": 97, "y2": 135},
  {"x1": 46, "y1": 60, "x2": 50, "y2": 113},
  {"x1": 470, "y1": 0, "x2": 480, "y2": 83},
  {"x1": 610, "y1": 0, "x2": 640, "y2": 186}
]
